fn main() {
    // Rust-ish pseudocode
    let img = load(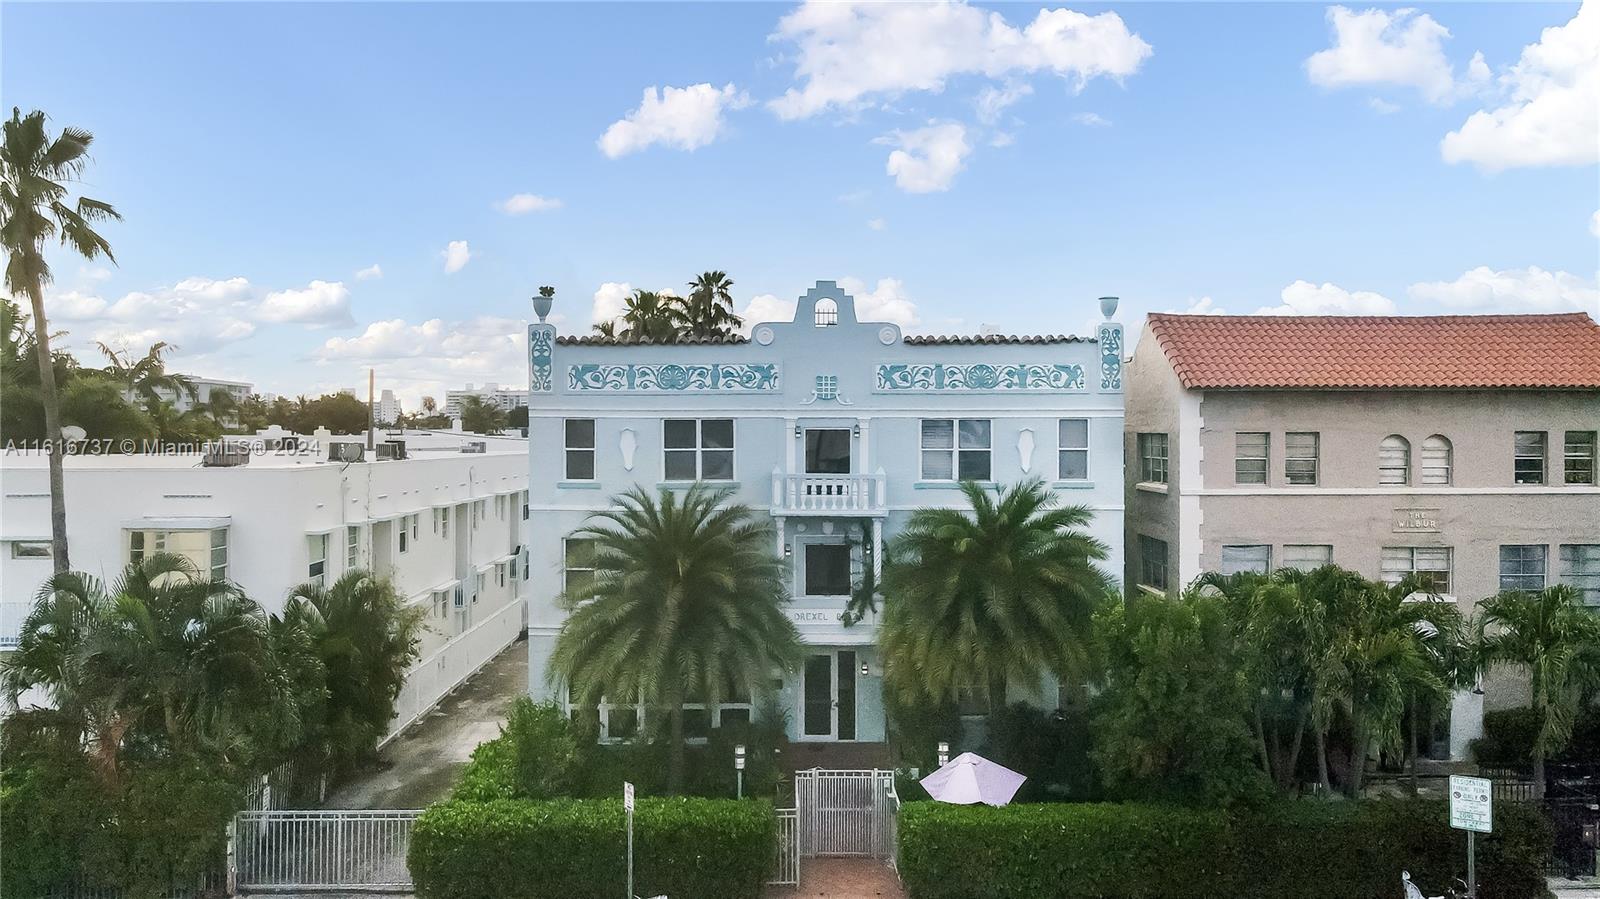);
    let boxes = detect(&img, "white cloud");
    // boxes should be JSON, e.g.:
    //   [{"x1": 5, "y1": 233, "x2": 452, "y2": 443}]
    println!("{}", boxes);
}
[
  {"x1": 989, "y1": 131, "x2": 1015, "y2": 148},
  {"x1": 1257, "y1": 280, "x2": 1398, "y2": 315},
  {"x1": 737, "y1": 293, "x2": 798, "y2": 332},
  {"x1": 1441, "y1": 0, "x2": 1598, "y2": 171},
  {"x1": 171, "y1": 276, "x2": 252, "y2": 303},
  {"x1": 976, "y1": 80, "x2": 1033, "y2": 124},
  {"x1": 867, "y1": 217, "x2": 886, "y2": 231},
  {"x1": 839, "y1": 276, "x2": 920, "y2": 328},
  {"x1": 442, "y1": 240, "x2": 471, "y2": 273},
  {"x1": 258, "y1": 280, "x2": 354, "y2": 327},
  {"x1": 1368, "y1": 97, "x2": 1401, "y2": 114},
  {"x1": 768, "y1": 1, "x2": 1152, "y2": 120},
  {"x1": 316, "y1": 316, "x2": 528, "y2": 410},
  {"x1": 355, "y1": 264, "x2": 383, "y2": 281},
  {"x1": 598, "y1": 83, "x2": 750, "y2": 158},
  {"x1": 589, "y1": 281, "x2": 634, "y2": 326},
  {"x1": 1072, "y1": 111, "x2": 1111, "y2": 127},
  {"x1": 881, "y1": 122, "x2": 971, "y2": 193},
  {"x1": 1408, "y1": 266, "x2": 1598, "y2": 313},
  {"x1": 497, "y1": 193, "x2": 564, "y2": 214},
  {"x1": 78, "y1": 266, "x2": 112, "y2": 283},
  {"x1": 1305, "y1": 6, "x2": 1485, "y2": 105},
  {"x1": 1165, "y1": 296, "x2": 1228, "y2": 315},
  {"x1": 49, "y1": 290, "x2": 110, "y2": 321},
  {"x1": 1591, "y1": 209, "x2": 1600, "y2": 238}
]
